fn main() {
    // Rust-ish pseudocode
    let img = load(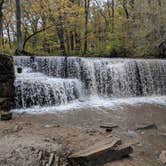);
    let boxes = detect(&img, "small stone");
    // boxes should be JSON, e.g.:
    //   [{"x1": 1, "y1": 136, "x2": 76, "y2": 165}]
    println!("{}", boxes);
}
[
  {"x1": 17, "y1": 67, "x2": 22, "y2": 73},
  {"x1": 44, "y1": 124, "x2": 60, "y2": 128},
  {"x1": 159, "y1": 150, "x2": 166, "y2": 164},
  {"x1": 14, "y1": 125, "x2": 23, "y2": 132}
]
